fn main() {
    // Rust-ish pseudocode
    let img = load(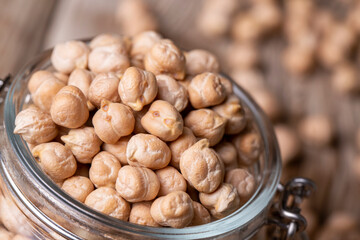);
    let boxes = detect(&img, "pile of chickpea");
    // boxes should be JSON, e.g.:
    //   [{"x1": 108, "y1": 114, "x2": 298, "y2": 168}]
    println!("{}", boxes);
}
[{"x1": 13, "y1": 32, "x2": 261, "y2": 228}]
